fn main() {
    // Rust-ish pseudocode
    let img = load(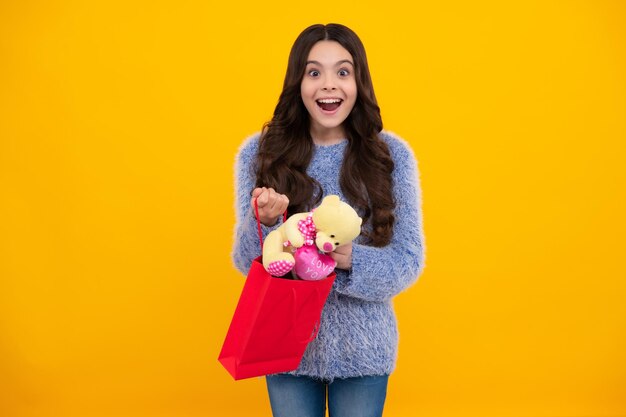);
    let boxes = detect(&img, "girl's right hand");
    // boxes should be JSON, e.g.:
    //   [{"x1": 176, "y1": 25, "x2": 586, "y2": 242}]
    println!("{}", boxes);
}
[{"x1": 251, "y1": 187, "x2": 289, "y2": 227}]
